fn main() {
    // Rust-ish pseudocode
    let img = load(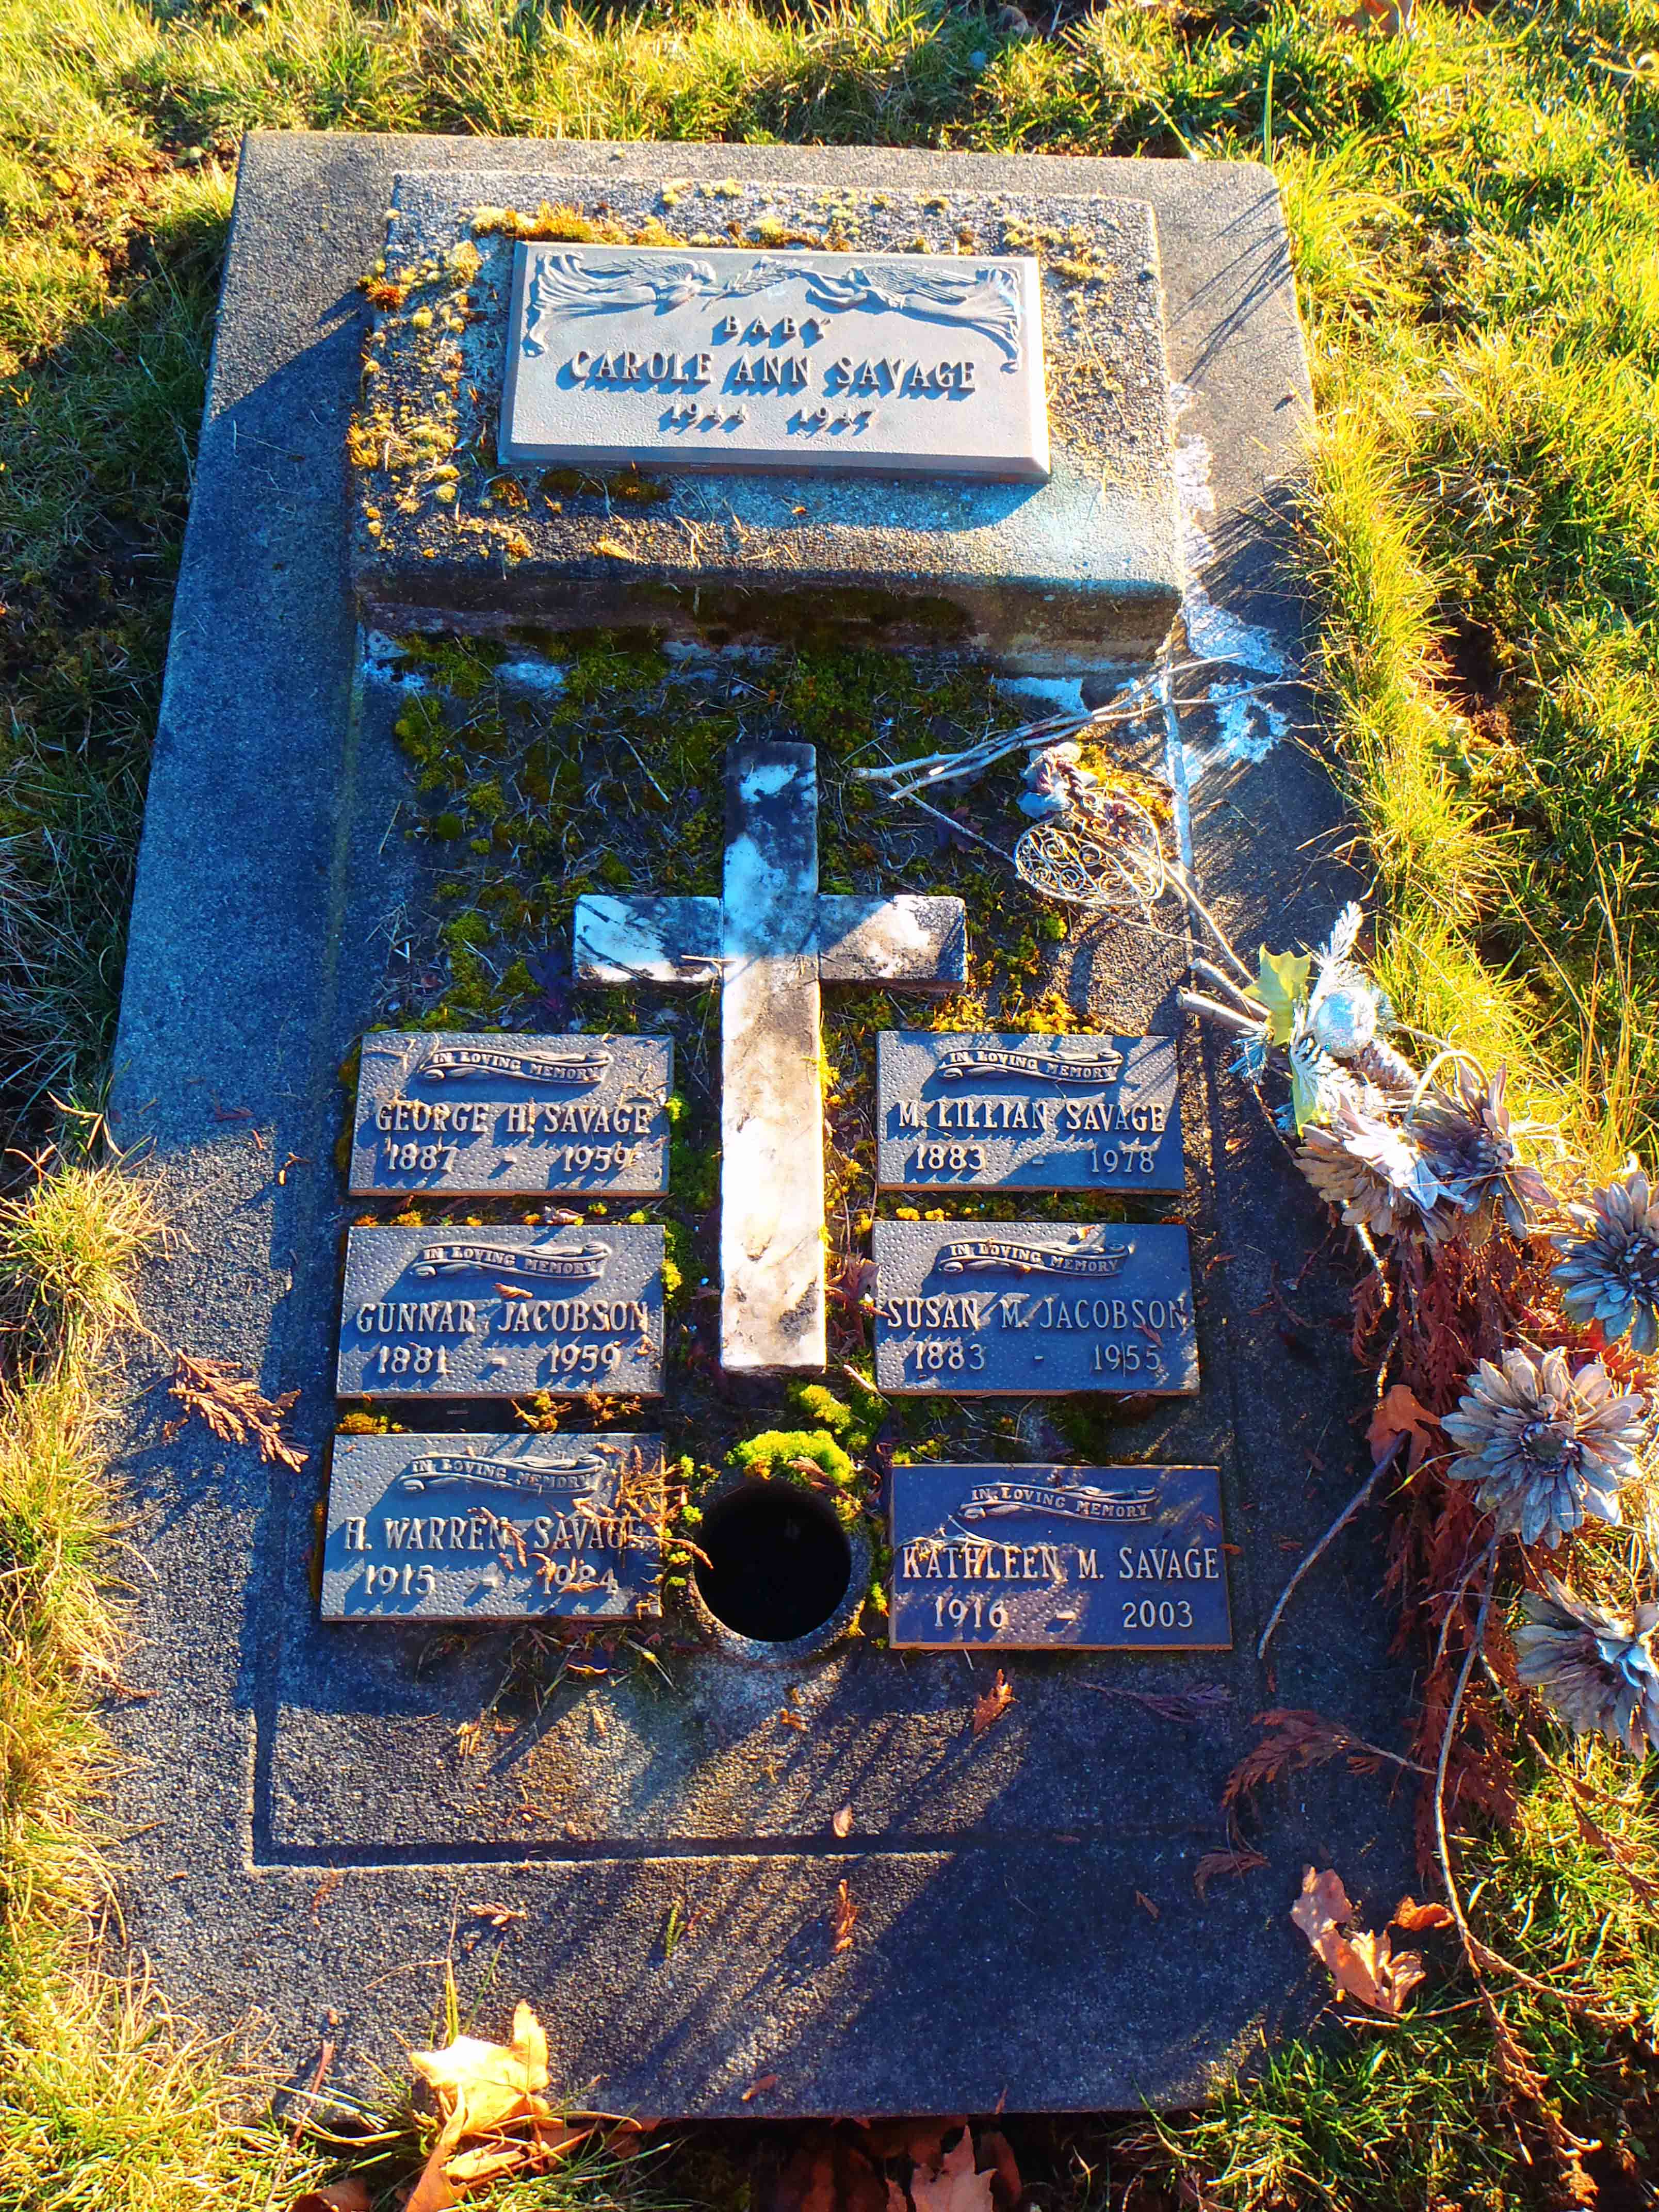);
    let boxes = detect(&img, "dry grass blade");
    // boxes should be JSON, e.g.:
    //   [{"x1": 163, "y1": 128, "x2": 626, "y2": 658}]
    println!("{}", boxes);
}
[{"x1": 167, "y1": 1351, "x2": 306, "y2": 1470}]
